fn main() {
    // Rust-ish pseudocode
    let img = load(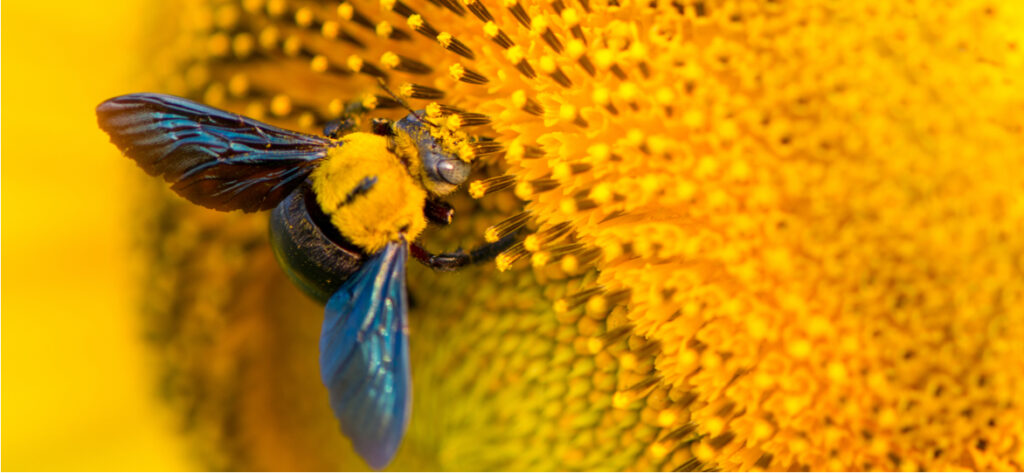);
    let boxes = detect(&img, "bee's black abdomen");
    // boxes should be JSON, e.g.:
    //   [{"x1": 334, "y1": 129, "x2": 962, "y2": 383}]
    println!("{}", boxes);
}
[{"x1": 269, "y1": 189, "x2": 365, "y2": 303}]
